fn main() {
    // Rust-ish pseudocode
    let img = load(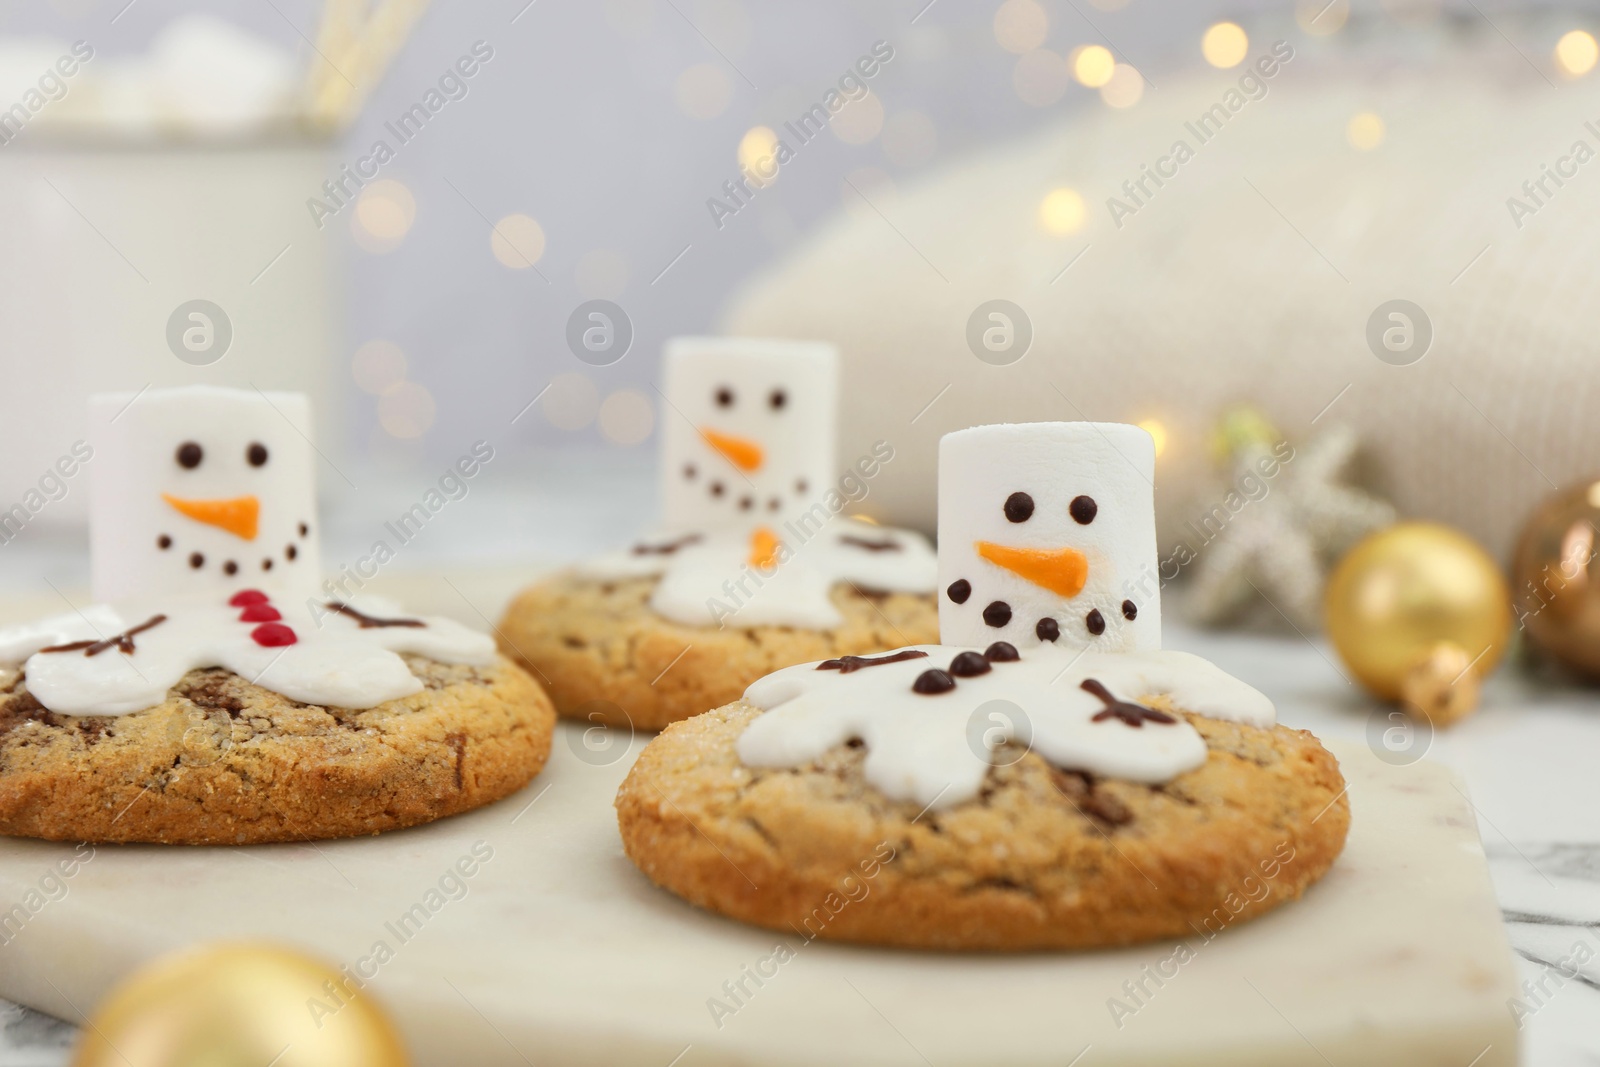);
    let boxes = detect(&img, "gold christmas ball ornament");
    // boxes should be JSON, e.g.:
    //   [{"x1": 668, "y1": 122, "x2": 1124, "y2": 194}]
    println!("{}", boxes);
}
[
  {"x1": 1399, "y1": 641, "x2": 1481, "y2": 727},
  {"x1": 1512, "y1": 478, "x2": 1600, "y2": 678},
  {"x1": 73, "y1": 943, "x2": 410, "y2": 1067},
  {"x1": 1324, "y1": 522, "x2": 1512, "y2": 705}
]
